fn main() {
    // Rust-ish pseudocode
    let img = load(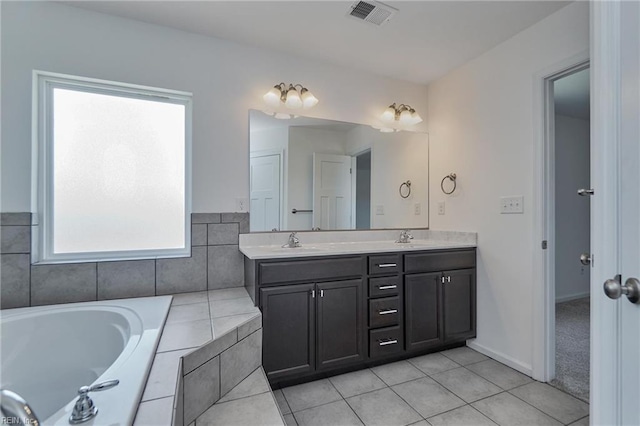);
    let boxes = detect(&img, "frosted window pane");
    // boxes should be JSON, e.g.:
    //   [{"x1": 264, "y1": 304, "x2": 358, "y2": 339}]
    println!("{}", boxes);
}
[{"x1": 52, "y1": 88, "x2": 186, "y2": 254}]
